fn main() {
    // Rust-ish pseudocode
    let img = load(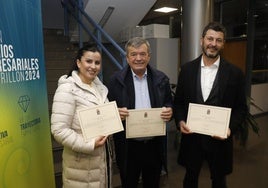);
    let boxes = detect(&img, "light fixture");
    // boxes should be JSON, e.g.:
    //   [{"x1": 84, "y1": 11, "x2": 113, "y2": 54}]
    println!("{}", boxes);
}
[
  {"x1": 154, "y1": 6, "x2": 178, "y2": 13},
  {"x1": 98, "y1": 7, "x2": 114, "y2": 27}
]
